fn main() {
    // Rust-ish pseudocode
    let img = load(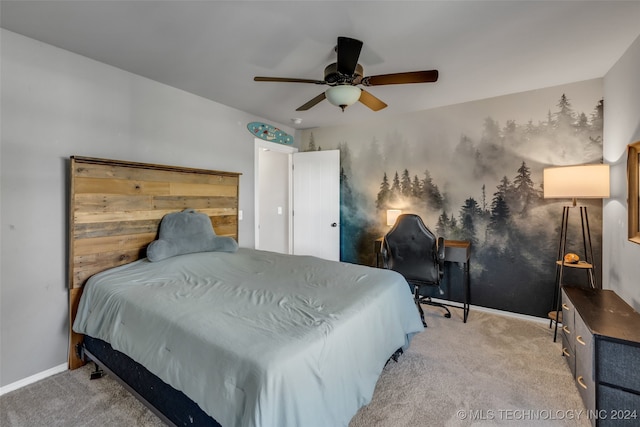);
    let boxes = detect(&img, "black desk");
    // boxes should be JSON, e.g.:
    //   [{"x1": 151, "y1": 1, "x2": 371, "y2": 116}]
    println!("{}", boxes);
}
[{"x1": 374, "y1": 238, "x2": 471, "y2": 322}]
